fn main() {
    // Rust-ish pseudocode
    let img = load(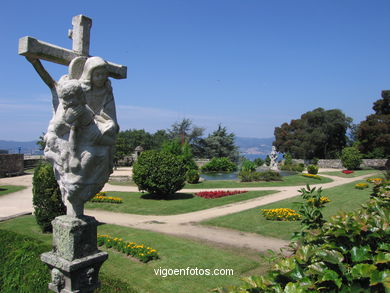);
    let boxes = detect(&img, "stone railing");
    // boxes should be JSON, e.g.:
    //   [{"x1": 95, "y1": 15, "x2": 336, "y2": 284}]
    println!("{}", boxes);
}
[
  {"x1": 0, "y1": 154, "x2": 24, "y2": 177},
  {"x1": 291, "y1": 158, "x2": 388, "y2": 169}
]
